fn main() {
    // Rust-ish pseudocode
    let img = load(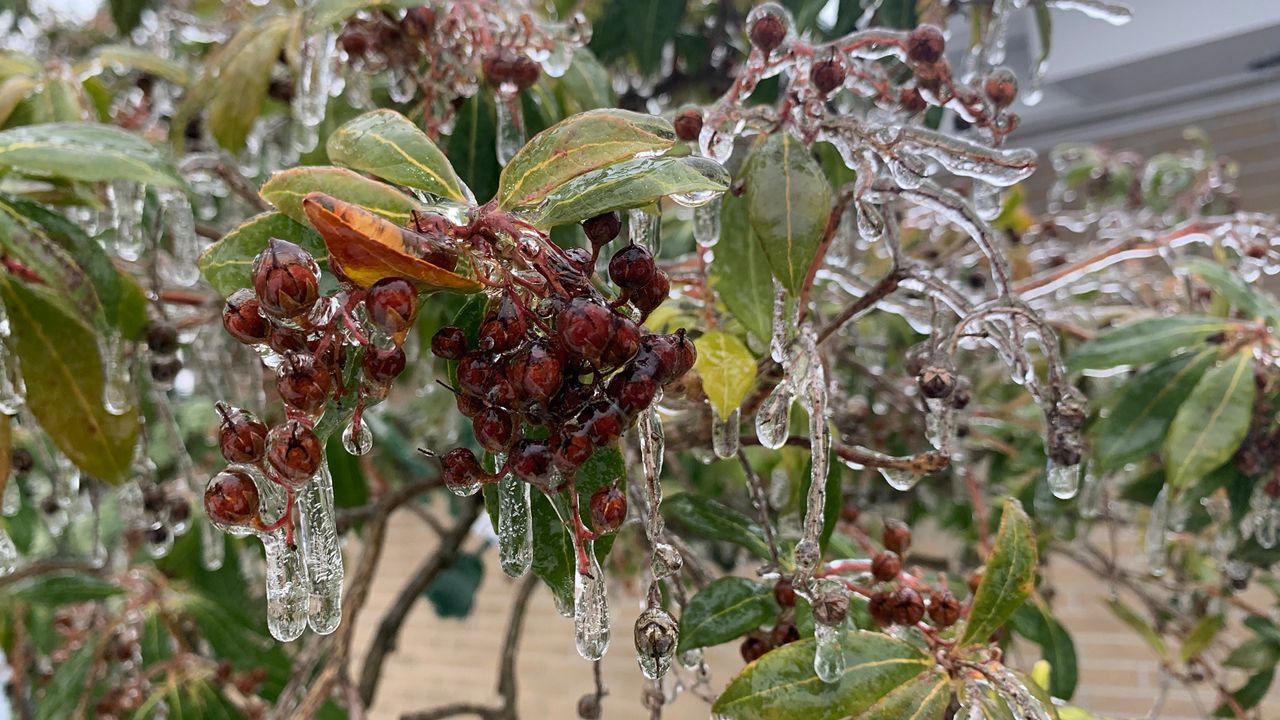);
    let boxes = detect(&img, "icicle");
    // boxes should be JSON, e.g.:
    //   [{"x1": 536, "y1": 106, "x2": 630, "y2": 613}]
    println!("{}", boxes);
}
[
  {"x1": 100, "y1": 333, "x2": 134, "y2": 415},
  {"x1": 299, "y1": 457, "x2": 343, "y2": 634},
  {"x1": 0, "y1": 529, "x2": 15, "y2": 576},
  {"x1": 1046, "y1": 458, "x2": 1081, "y2": 500},
  {"x1": 710, "y1": 407, "x2": 740, "y2": 459},
  {"x1": 795, "y1": 324, "x2": 828, "y2": 578},
  {"x1": 0, "y1": 304, "x2": 24, "y2": 416},
  {"x1": 574, "y1": 542, "x2": 610, "y2": 660},
  {"x1": 638, "y1": 404, "x2": 664, "y2": 480},
  {"x1": 341, "y1": 419, "x2": 373, "y2": 455},
  {"x1": 813, "y1": 622, "x2": 844, "y2": 683},
  {"x1": 693, "y1": 196, "x2": 722, "y2": 248},
  {"x1": 628, "y1": 207, "x2": 661, "y2": 256},
  {"x1": 755, "y1": 380, "x2": 792, "y2": 449},
  {"x1": 1078, "y1": 467, "x2": 1103, "y2": 519},
  {"x1": 109, "y1": 181, "x2": 146, "y2": 261},
  {"x1": 1248, "y1": 483, "x2": 1280, "y2": 549},
  {"x1": 497, "y1": 474, "x2": 533, "y2": 577},
  {"x1": 2, "y1": 474, "x2": 19, "y2": 516},
  {"x1": 156, "y1": 187, "x2": 201, "y2": 287},
  {"x1": 200, "y1": 515, "x2": 225, "y2": 570},
  {"x1": 1145, "y1": 485, "x2": 1169, "y2": 577},
  {"x1": 494, "y1": 90, "x2": 525, "y2": 166},
  {"x1": 634, "y1": 606, "x2": 678, "y2": 680},
  {"x1": 263, "y1": 528, "x2": 309, "y2": 642},
  {"x1": 924, "y1": 397, "x2": 955, "y2": 453},
  {"x1": 292, "y1": 30, "x2": 335, "y2": 138},
  {"x1": 972, "y1": 182, "x2": 1002, "y2": 222}
]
